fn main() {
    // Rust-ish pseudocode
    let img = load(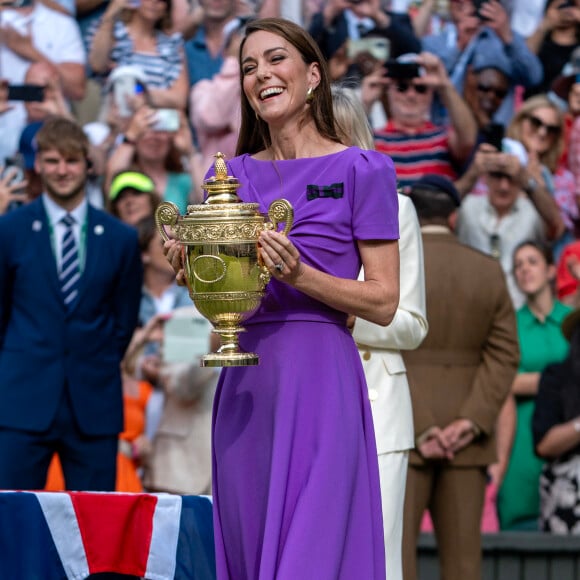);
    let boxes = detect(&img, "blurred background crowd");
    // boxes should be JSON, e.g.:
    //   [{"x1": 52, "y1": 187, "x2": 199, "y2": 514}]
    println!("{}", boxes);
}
[{"x1": 1, "y1": 0, "x2": 580, "y2": 548}]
